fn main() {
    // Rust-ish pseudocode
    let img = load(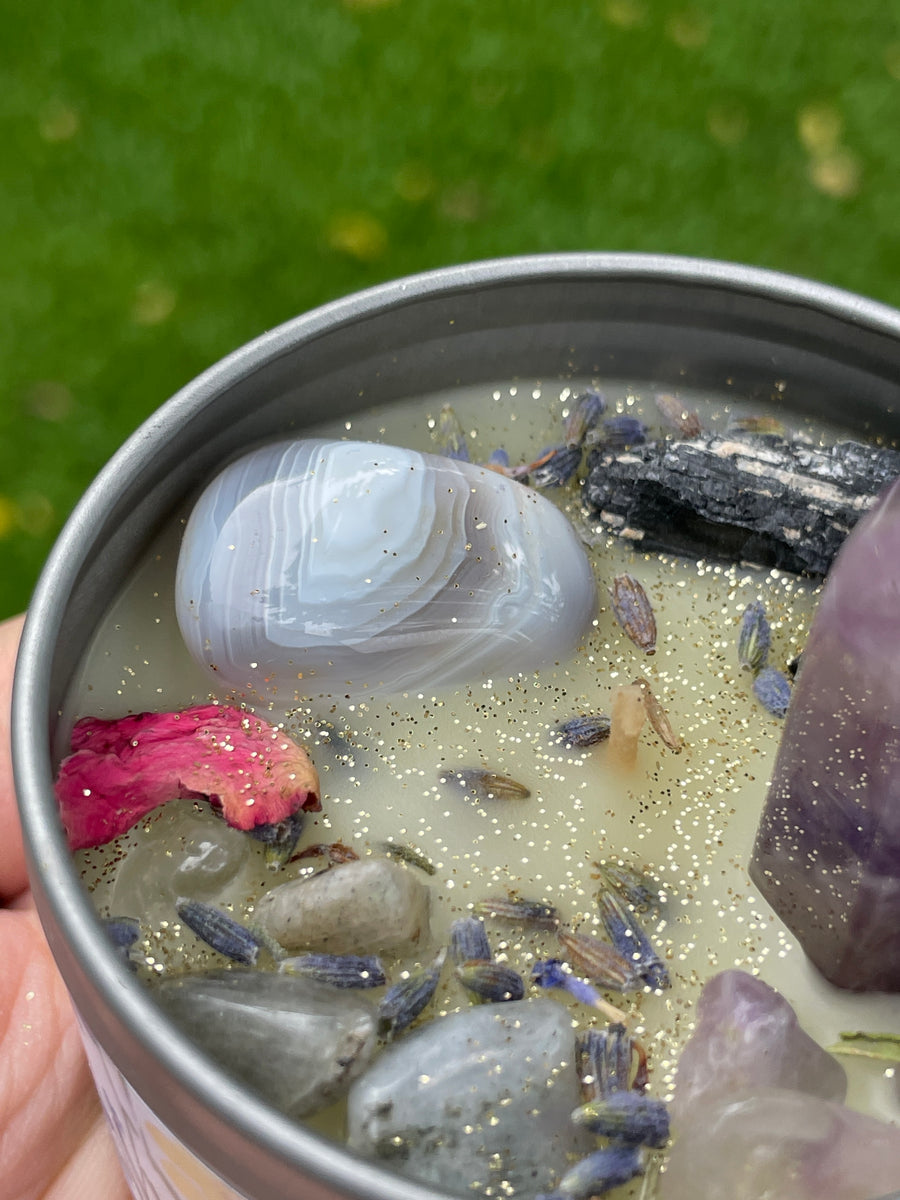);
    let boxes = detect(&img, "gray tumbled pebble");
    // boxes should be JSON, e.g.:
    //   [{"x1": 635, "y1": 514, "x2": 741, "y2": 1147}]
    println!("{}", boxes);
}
[
  {"x1": 347, "y1": 998, "x2": 594, "y2": 1196},
  {"x1": 254, "y1": 857, "x2": 431, "y2": 954},
  {"x1": 154, "y1": 969, "x2": 377, "y2": 1117}
]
